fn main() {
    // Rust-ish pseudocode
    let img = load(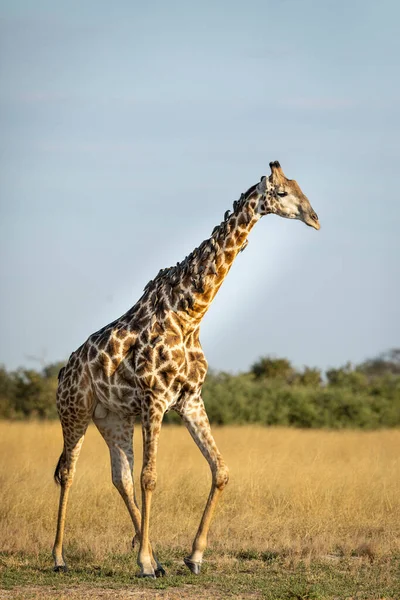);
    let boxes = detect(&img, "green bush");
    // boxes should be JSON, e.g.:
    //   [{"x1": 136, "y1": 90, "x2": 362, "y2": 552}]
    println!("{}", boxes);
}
[{"x1": 0, "y1": 350, "x2": 399, "y2": 428}]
